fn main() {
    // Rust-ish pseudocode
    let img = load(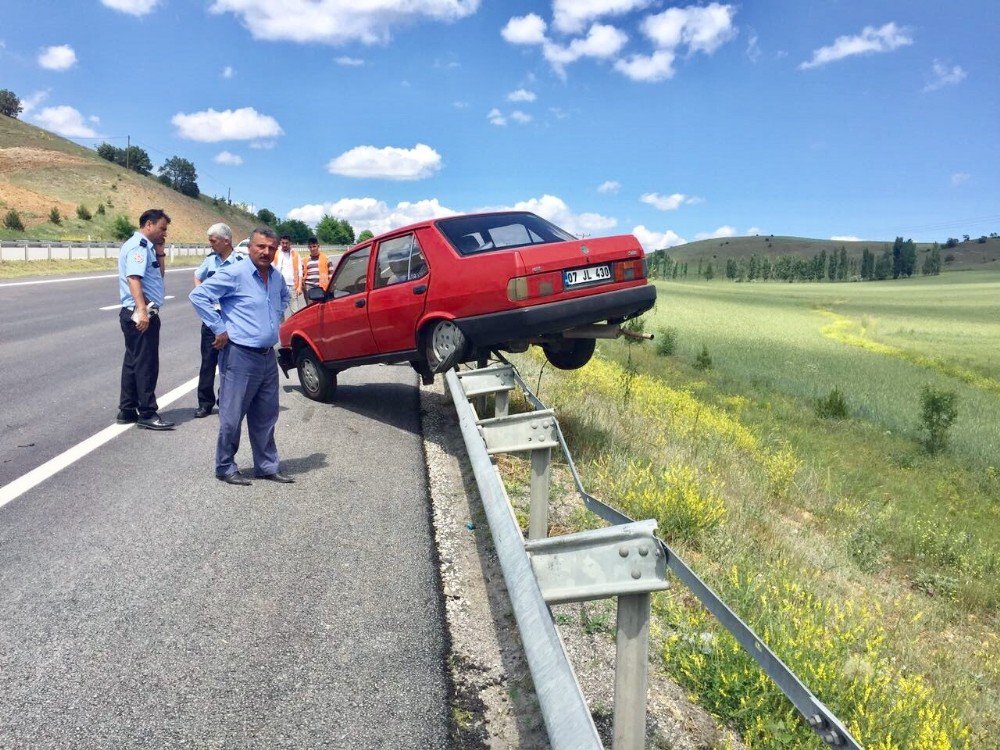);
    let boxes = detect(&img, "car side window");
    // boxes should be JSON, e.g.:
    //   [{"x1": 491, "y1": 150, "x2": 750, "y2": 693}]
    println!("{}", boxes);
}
[
  {"x1": 375, "y1": 233, "x2": 429, "y2": 289},
  {"x1": 331, "y1": 247, "x2": 370, "y2": 298}
]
